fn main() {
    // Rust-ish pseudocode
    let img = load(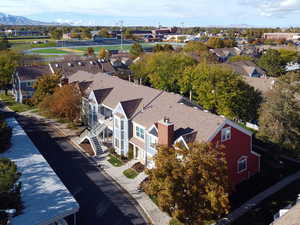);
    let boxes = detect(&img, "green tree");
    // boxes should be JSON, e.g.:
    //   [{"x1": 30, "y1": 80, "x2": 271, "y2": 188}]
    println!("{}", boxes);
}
[
  {"x1": 0, "y1": 158, "x2": 22, "y2": 218},
  {"x1": 143, "y1": 142, "x2": 230, "y2": 225},
  {"x1": 98, "y1": 28, "x2": 110, "y2": 38},
  {"x1": 258, "y1": 49, "x2": 285, "y2": 77},
  {"x1": 278, "y1": 49, "x2": 299, "y2": 65},
  {"x1": 0, "y1": 51, "x2": 20, "y2": 94},
  {"x1": 206, "y1": 37, "x2": 224, "y2": 49},
  {"x1": 0, "y1": 120, "x2": 12, "y2": 153},
  {"x1": 81, "y1": 30, "x2": 92, "y2": 39},
  {"x1": 132, "y1": 52, "x2": 196, "y2": 92},
  {"x1": 153, "y1": 44, "x2": 164, "y2": 52},
  {"x1": 192, "y1": 63, "x2": 262, "y2": 121},
  {"x1": 50, "y1": 29, "x2": 63, "y2": 40},
  {"x1": 258, "y1": 72, "x2": 300, "y2": 154},
  {"x1": 0, "y1": 38, "x2": 11, "y2": 51},
  {"x1": 227, "y1": 55, "x2": 254, "y2": 63},
  {"x1": 98, "y1": 48, "x2": 107, "y2": 59},
  {"x1": 183, "y1": 41, "x2": 208, "y2": 52},
  {"x1": 32, "y1": 74, "x2": 61, "y2": 105},
  {"x1": 223, "y1": 39, "x2": 237, "y2": 48},
  {"x1": 129, "y1": 43, "x2": 144, "y2": 58}
]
